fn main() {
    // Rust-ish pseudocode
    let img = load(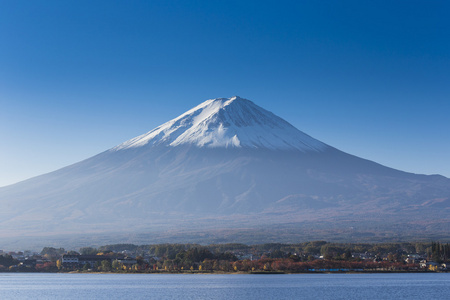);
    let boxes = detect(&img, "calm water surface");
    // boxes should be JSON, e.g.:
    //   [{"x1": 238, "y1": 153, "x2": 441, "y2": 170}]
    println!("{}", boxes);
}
[{"x1": 0, "y1": 273, "x2": 448, "y2": 299}]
